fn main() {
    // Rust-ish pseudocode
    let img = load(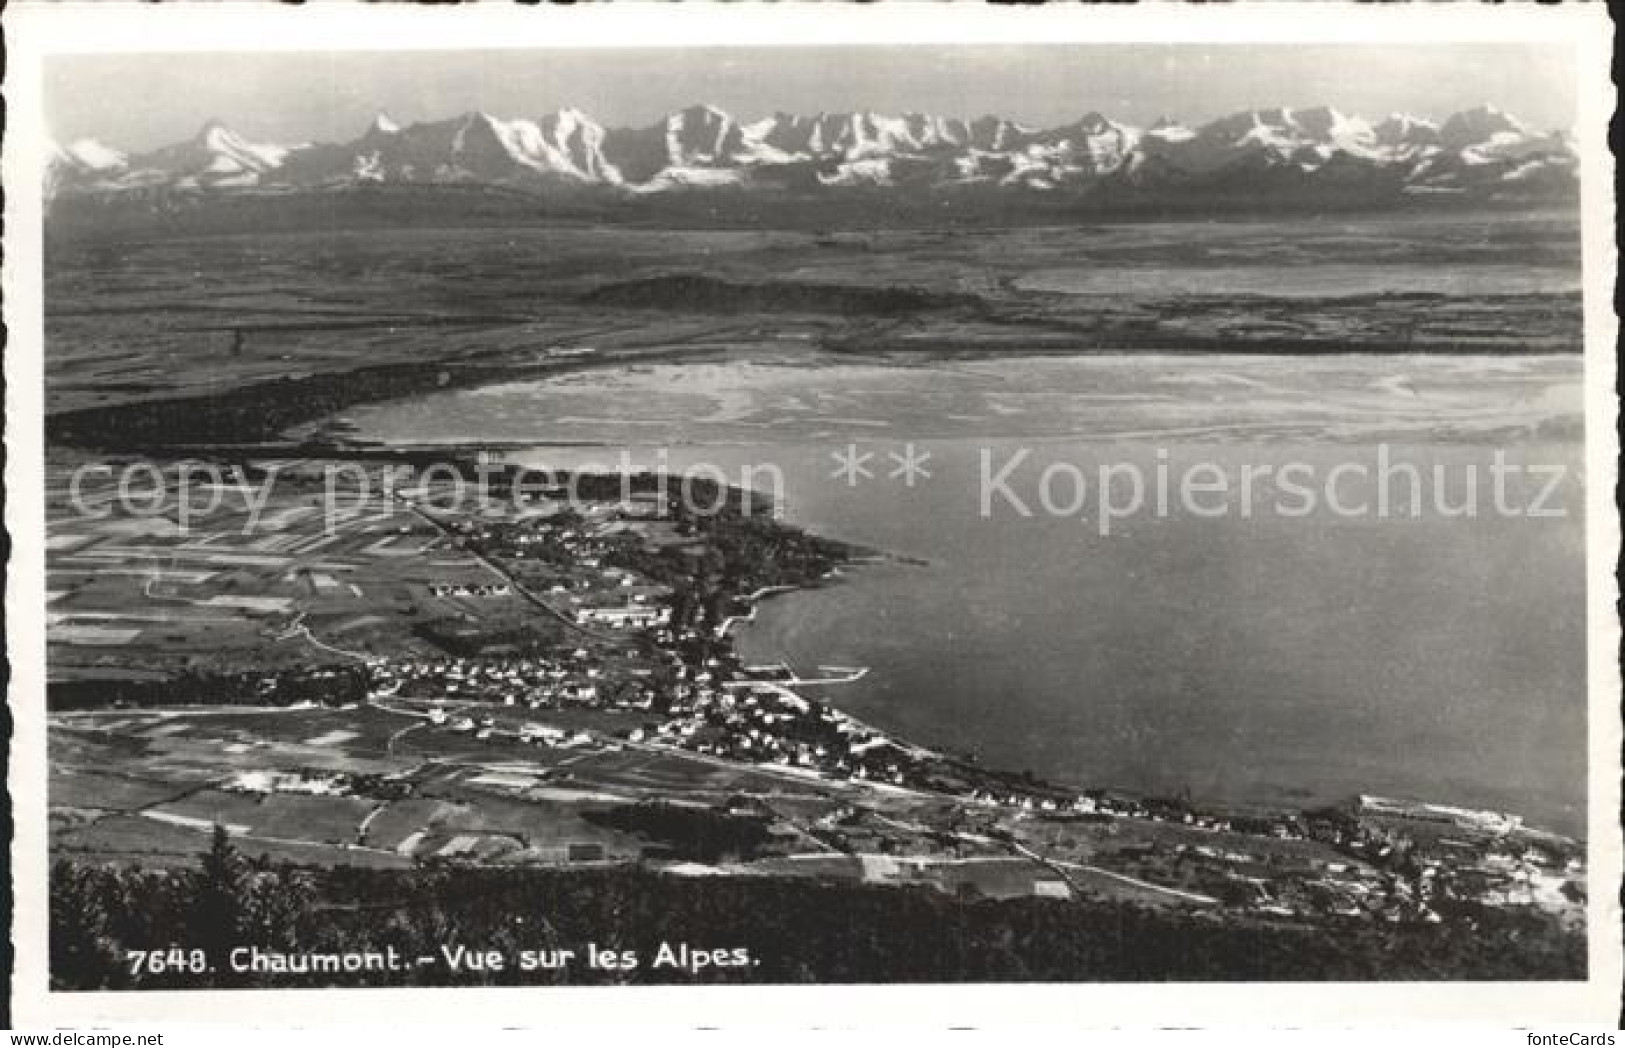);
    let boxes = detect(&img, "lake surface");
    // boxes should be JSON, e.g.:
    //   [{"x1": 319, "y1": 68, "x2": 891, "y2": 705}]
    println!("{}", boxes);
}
[{"x1": 348, "y1": 355, "x2": 1587, "y2": 833}]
